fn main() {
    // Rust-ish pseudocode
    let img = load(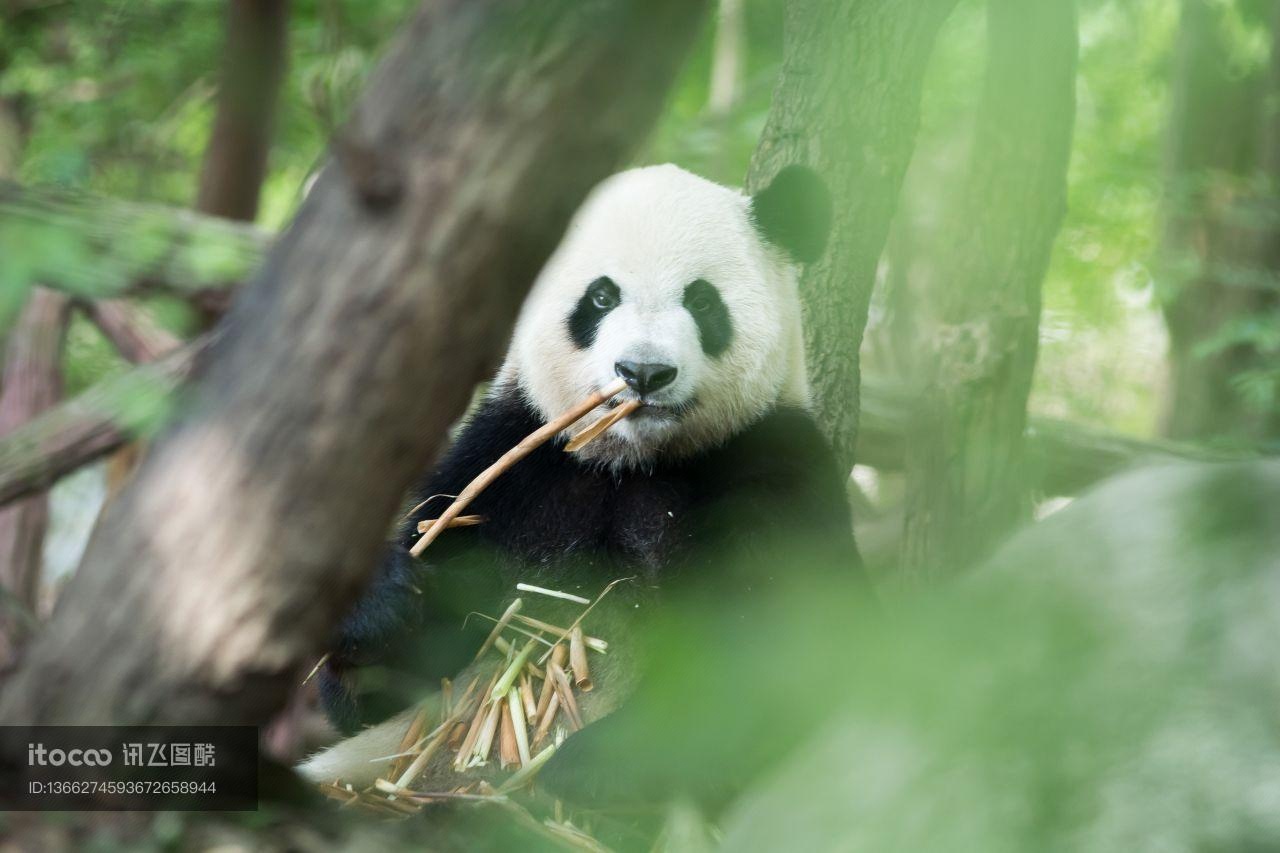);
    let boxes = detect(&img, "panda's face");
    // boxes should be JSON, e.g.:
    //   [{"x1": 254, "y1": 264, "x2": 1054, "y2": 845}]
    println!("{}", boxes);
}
[{"x1": 505, "y1": 164, "x2": 823, "y2": 467}]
